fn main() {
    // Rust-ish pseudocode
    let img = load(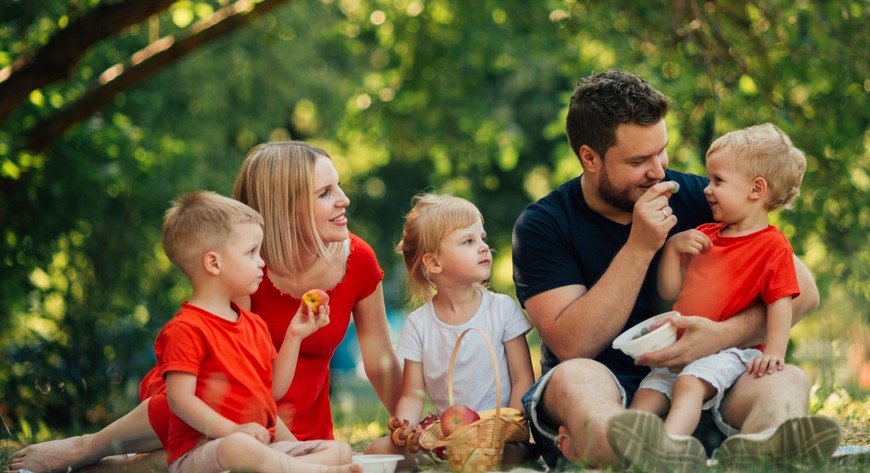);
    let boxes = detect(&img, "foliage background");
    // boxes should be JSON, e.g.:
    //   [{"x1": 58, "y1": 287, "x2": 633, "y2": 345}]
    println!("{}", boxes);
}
[{"x1": 0, "y1": 0, "x2": 868, "y2": 440}]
